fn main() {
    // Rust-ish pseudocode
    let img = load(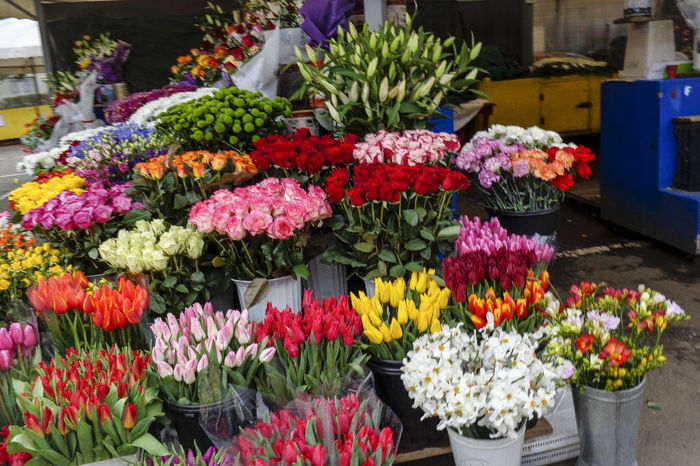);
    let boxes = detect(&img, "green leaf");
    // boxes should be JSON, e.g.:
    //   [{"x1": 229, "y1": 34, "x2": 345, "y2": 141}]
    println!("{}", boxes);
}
[
  {"x1": 405, "y1": 239, "x2": 427, "y2": 251},
  {"x1": 405, "y1": 262, "x2": 423, "y2": 273},
  {"x1": 399, "y1": 102, "x2": 422, "y2": 114},
  {"x1": 175, "y1": 284, "x2": 188, "y2": 293},
  {"x1": 132, "y1": 432, "x2": 169, "y2": 456},
  {"x1": 244, "y1": 278, "x2": 269, "y2": 308},
  {"x1": 293, "y1": 263, "x2": 310, "y2": 280},
  {"x1": 403, "y1": 209, "x2": 419, "y2": 227},
  {"x1": 76, "y1": 422, "x2": 93, "y2": 463},
  {"x1": 419, "y1": 229, "x2": 435, "y2": 241},
  {"x1": 173, "y1": 194, "x2": 188, "y2": 210},
  {"x1": 122, "y1": 209, "x2": 151, "y2": 226},
  {"x1": 647, "y1": 401, "x2": 661, "y2": 410},
  {"x1": 212, "y1": 256, "x2": 227, "y2": 268},
  {"x1": 353, "y1": 242, "x2": 375, "y2": 253},
  {"x1": 389, "y1": 265, "x2": 406, "y2": 278},
  {"x1": 88, "y1": 248, "x2": 98, "y2": 260},
  {"x1": 378, "y1": 249, "x2": 397, "y2": 263},
  {"x1": 437, "y1": 224, "x2": 461, "y2": 240},
  {"x1": 162, "y1": 276, "x2": 177, "y2": 288},
  {"x1": 190, "y1": 271, "x2": 205, "y2": 283}
]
